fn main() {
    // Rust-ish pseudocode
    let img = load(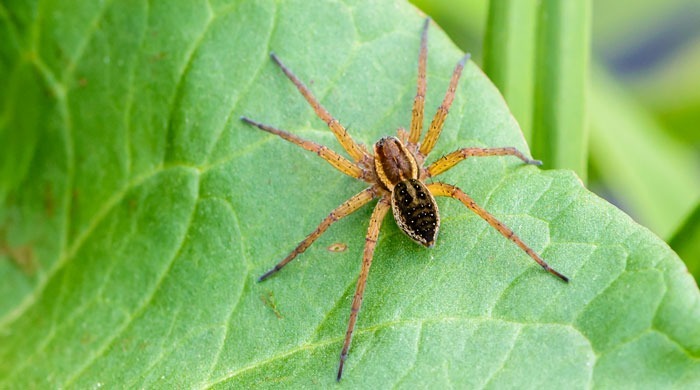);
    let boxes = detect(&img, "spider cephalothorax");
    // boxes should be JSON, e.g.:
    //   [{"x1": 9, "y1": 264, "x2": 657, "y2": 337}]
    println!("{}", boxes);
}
[{"x1": 241, "y1": 18, "x2": 568, "y2": 381}]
